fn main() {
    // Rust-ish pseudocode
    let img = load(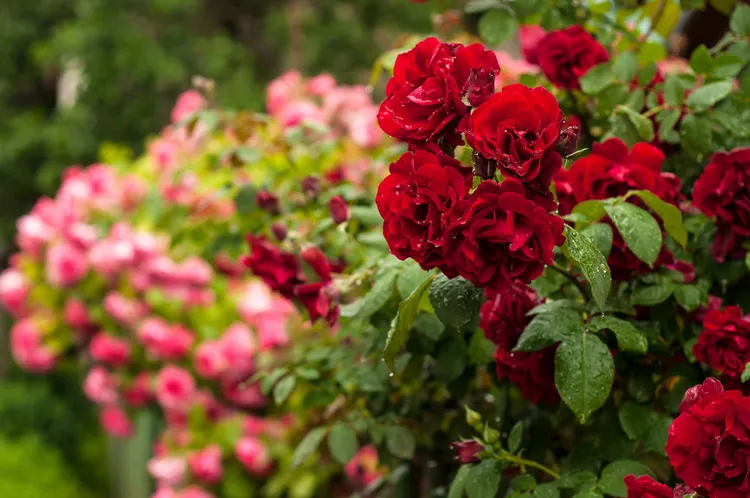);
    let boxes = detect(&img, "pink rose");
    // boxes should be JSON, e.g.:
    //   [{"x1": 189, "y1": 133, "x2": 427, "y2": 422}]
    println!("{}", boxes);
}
[
  {"x1": 104, "y1": 292, "x2": 148, "y2": 325},
  {"x1": 152, "y1": 488, "x2": 177, "y2": 498},
  {"x1": 89, "y1": 332, "x2": 131, "y2": 367},
  {"x1": 0, "y1": 269, "x2": 28, "y2": 316},
  {"x1": 83, "y1": 366, "x2": 119, "y2": 404},
  {"x1": 63, "y1": 298, "x2": 96, "y2": 337},
  {"x1": 137, "y1": 318, "x2": 194, "y2": 360},
  {"x1": 171, "y1": 90, "x2": 206, "y2": 124},
  {"x1": 16, "y1": 214, "x2": 52, "y2": 256},
  {"x1": 155, "y1": 365, "x2": 195, "y2": 411},
  {"x1": 123, "y1": 372, "x2": 153, "y2": 407},
  {"x1": 219, "y1": 323, "x2": 256, "y2": 377},
  {"x1": 307, "y1": 73, "x2": 337, "y2": 96},
  {"x1": 266, "y1": 71, "x2": 303, "y2": 115},
  {"x1": 100, "y1": 406, "x2": 133, "y2": 438},
  {"x1": 65, "y1": 222, "x2": 98, "y2": 250},
  {"x1": 193, "y1": 341, "x2": 227, "y2": 380},
  {"x1": 46, "y1": 242, "x2": 88, "y2": 287},
  {"x1": 344, "y1": 445, "x2": 382, "y2": 487},
  {"x1": 277, "y1": 100, "x2": 325, "y2": 129},
  {"x1": 149, "y1": 138, "x2": 182, "y2": 172},
  {"x1": 148, "y1": 456, "x2": 187, "y2": 487},
  {"x1": 89, "y1": 238, "x2": 136, "y2": 277},
  {"x1": 255, "y1": 312, "x2": 290, "y2": 350},
  {"x1": 235, "y1": 437, "x2": 272, "y2": 476},
  {"x1": 220, "y1": 379, "x2": 266, "y2": 409},
  {"x1": 10, "y1": 319, "x2": 56, "y2": 372},
  {"x1": 237, "y1": 282, "x2": 275, "y2": 321},
  {"x1": 178, "y1": 257, "x2": 213, "y2": 286},
  {"x1": 188, "y1": 445, "x2": 223, "y2": 484}
]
